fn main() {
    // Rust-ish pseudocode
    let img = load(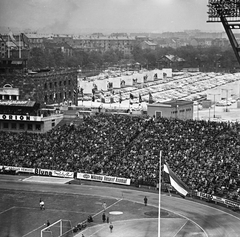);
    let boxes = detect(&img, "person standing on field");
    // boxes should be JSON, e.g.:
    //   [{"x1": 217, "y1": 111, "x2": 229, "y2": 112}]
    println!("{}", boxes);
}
[
  {"x1": 40, "y1": 199, "x2": 45, "y2": 210},
  {"x1": 144, "y1": 196, "x2": 148, "y2": 206},
  {"x1": 102, "y1": 212, "x2": 106, "y2": 223},
  {"x1": 102, "y1": 201, "x2": 107, "y2": 210},
  {"x1": 109, "y1": 223, "x2": 113, "y2": 233}
]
